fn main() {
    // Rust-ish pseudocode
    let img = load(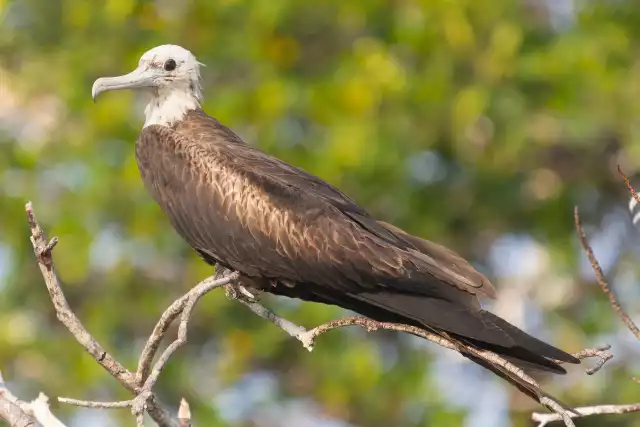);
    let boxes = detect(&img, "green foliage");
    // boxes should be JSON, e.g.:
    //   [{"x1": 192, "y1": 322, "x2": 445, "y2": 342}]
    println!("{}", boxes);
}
[{"x1": 1, "y1": 0, "x2": 640, "y2": 426}]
